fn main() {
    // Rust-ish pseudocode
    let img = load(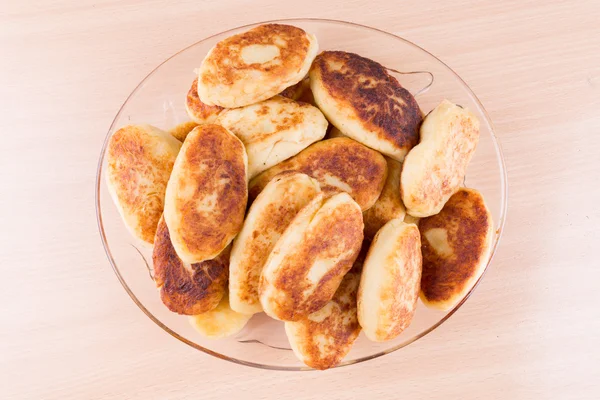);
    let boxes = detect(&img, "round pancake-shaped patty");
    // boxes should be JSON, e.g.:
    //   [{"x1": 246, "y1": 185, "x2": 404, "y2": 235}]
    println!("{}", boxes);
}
[
  {"x1": 249, "y1": 137, "x2": 387, "y2": 211},
  {"x1": 164, "y1": 124, "x2": 248, "y2": 264},
  {"x1": 197, "y1": 24, "x2": 318, "y2": 108},
  {"x1": 419, "y1": 188, "x2": 494, "y2": 311},
  {"x1": 401, "y1": 100, "x2": 480, "y2": 217},
  {"x1": 362, "y1": 157, "x2": 406, "y2": 239},
  {"x1": 285, "y1": 272, "x2": 361, "y2": 370},
  {"x1": 185, "y1": 77, "x2": 224, "y2": 125},
  {"x1": 216, "y1": 96, "x2": 328, "y2": 179},
  {"x1": 310, "y1": 51, "x2": 422, "y2": 162},
  {"x1": 229, "y1": 172, "x2": 321, "y2": 315},
  {"x1": 106, "y1": 124, "x2": 182, "y2": 244},
  {"x1": 358, "y1": 219, "x2": 422, "y2": 342},
  {"x1": 153, "y1": 217, "x2": 229, "y2": 315},
  {"x1": 188, "y1": 293, "x2": 252, "y2": 339},
  {"x1": 259, "y1": 192, "x2": 364, "y2": 321}
]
